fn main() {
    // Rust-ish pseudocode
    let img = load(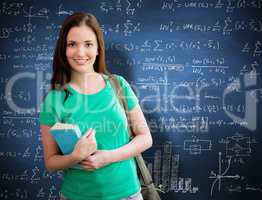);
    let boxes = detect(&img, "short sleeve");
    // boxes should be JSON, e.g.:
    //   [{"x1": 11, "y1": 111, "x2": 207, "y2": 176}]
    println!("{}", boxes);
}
[
  {"x1": 116, "y1": 75, "x2": 139, "y2": 111},
  {"x1": 39, "y1": 90, "x2": 63, "y2": 126}
]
